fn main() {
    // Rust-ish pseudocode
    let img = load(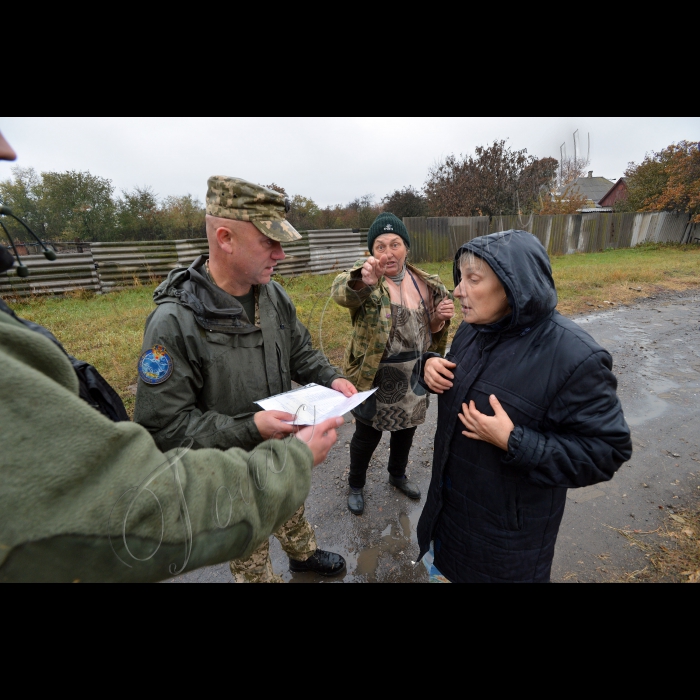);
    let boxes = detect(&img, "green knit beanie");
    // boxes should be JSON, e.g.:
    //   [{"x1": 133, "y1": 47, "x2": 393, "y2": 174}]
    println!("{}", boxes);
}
[{"x1": 367, "y1": 213, "x2": 411, "y2": 254}]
